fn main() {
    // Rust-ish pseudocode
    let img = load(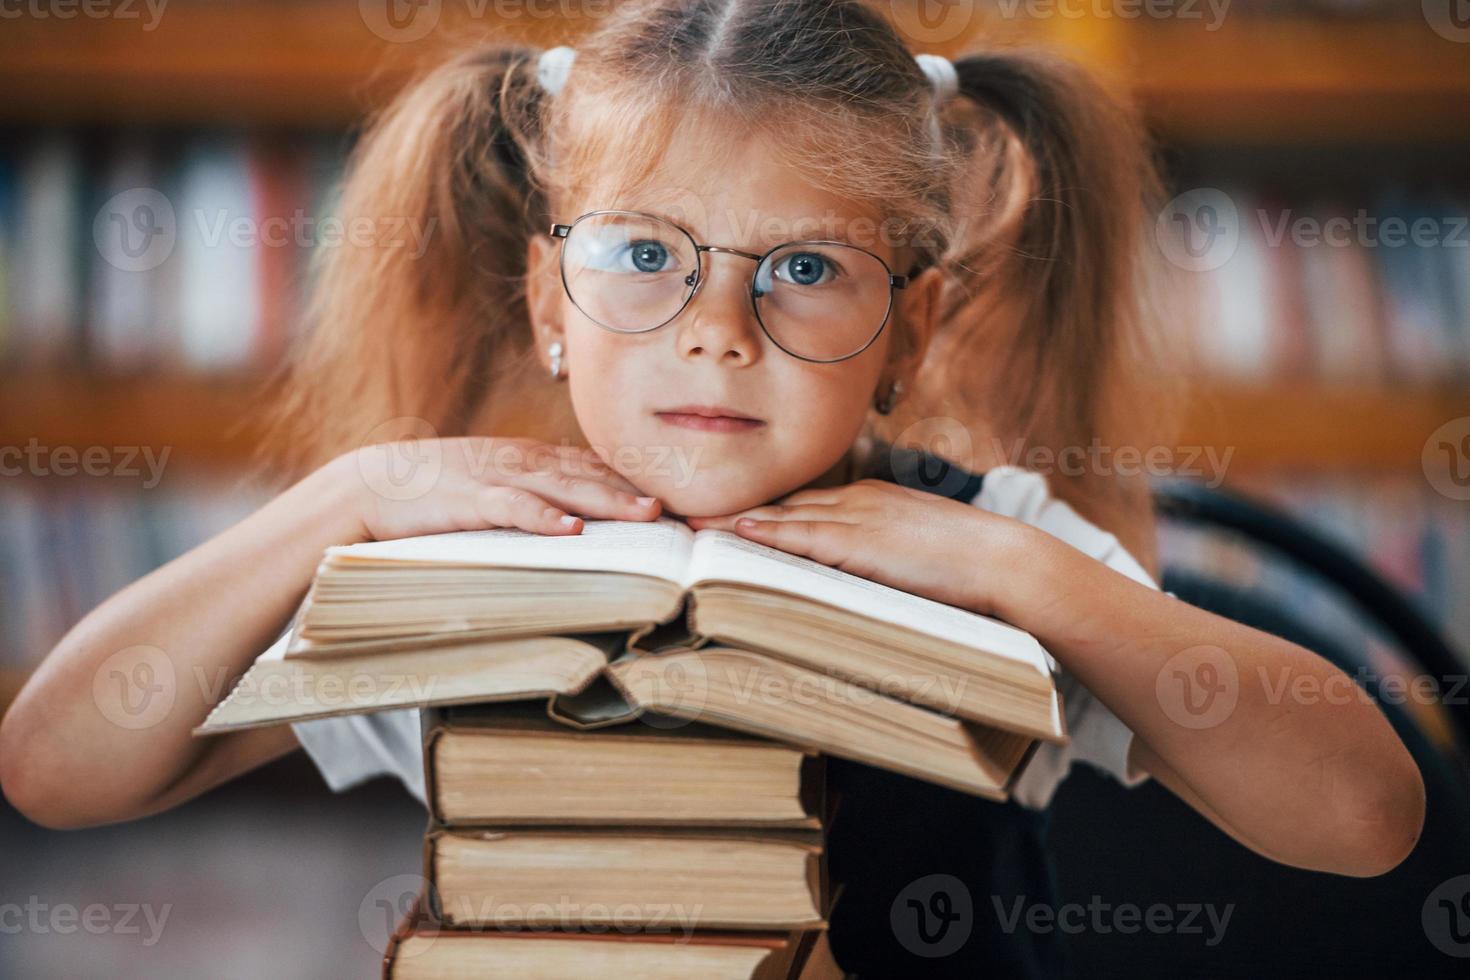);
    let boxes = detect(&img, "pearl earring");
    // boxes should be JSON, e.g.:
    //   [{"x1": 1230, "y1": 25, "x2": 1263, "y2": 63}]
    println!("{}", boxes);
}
[{"x1": 548, "y1": 340, "x2": 565, "y2": 380}]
